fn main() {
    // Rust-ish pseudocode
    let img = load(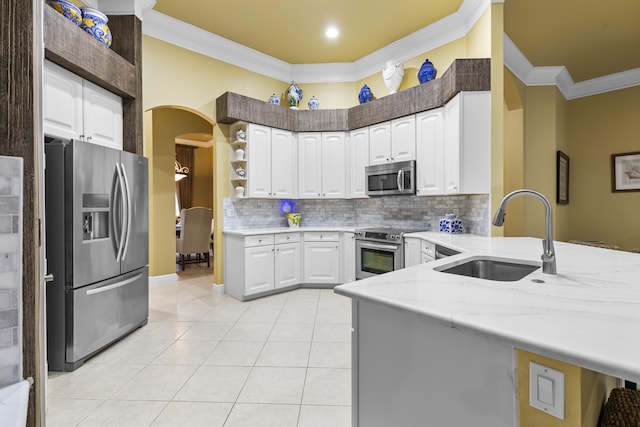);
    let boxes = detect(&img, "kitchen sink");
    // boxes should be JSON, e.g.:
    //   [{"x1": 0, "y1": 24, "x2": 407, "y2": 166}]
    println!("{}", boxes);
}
[{"x1": 434, "y1": 256, "x2": 540, "y2": 282}]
